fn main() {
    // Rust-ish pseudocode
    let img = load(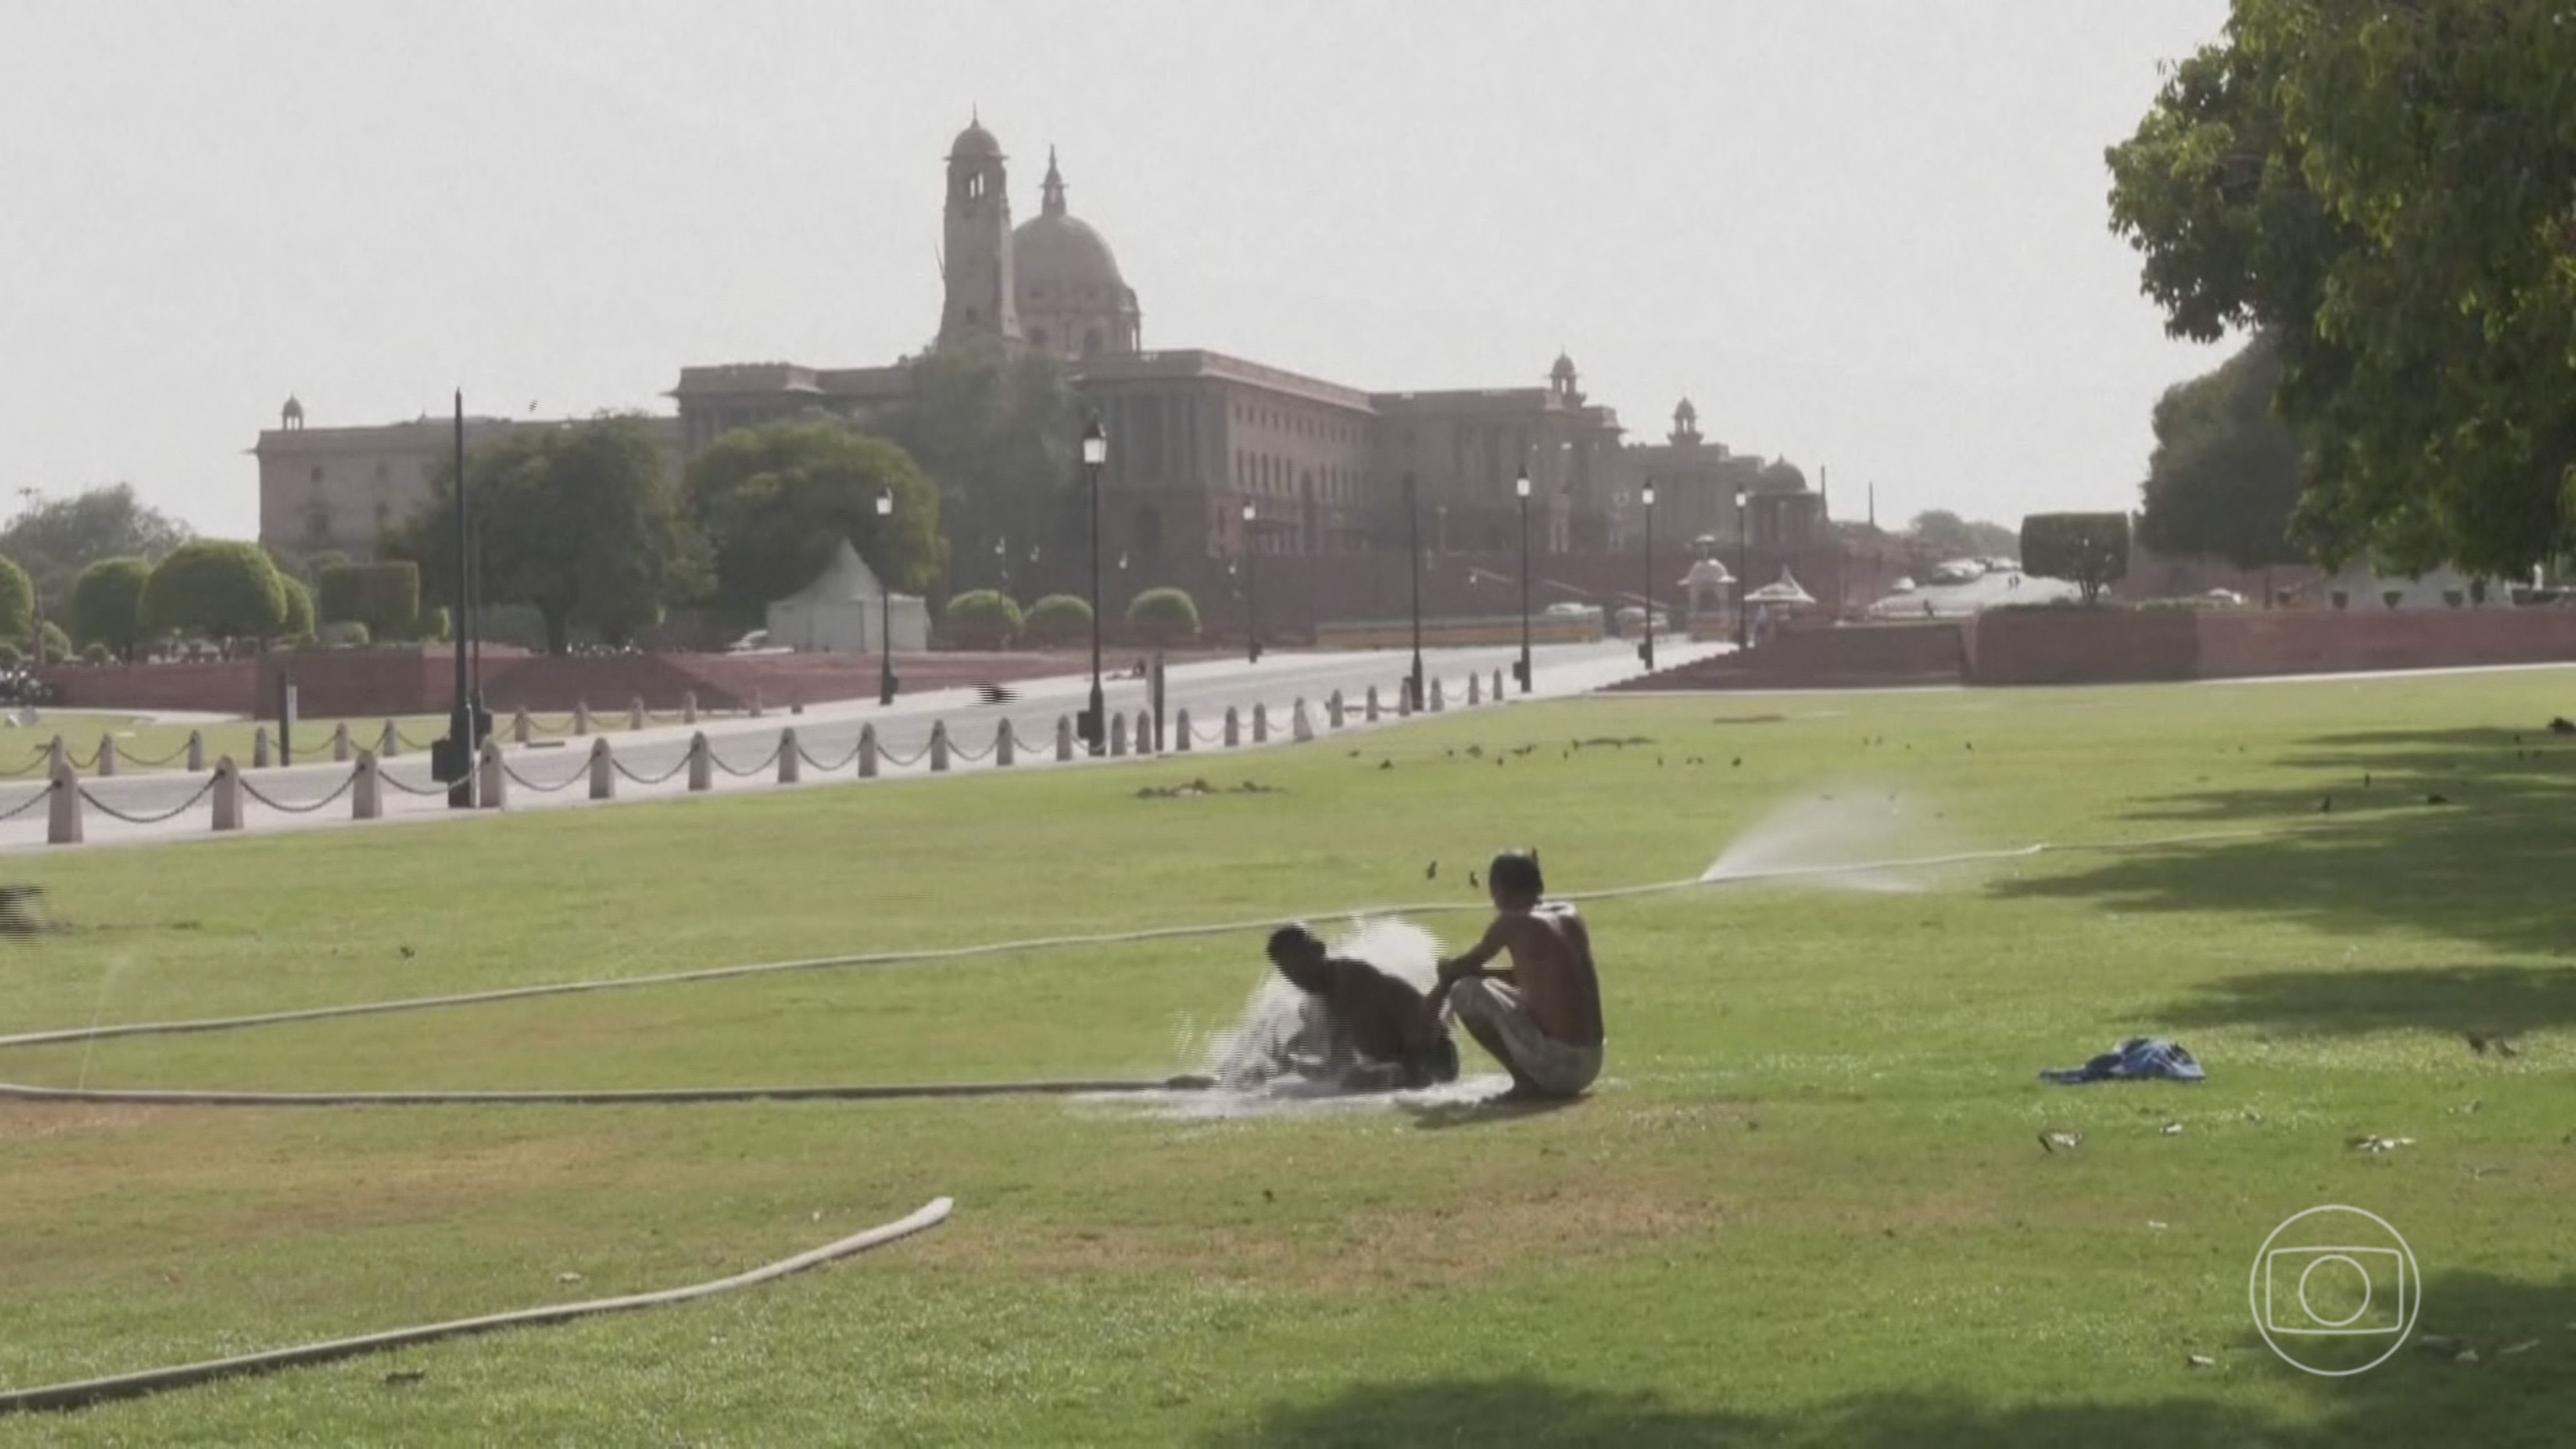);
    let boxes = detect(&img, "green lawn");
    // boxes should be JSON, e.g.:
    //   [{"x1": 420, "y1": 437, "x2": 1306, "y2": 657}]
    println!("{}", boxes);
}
[
  {"x1": 2, "y1": 707, "x2": 686, "y2": 779},
  {"x1": 2, "y1": 671, "x2": 2573, "y2": 1446}
]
